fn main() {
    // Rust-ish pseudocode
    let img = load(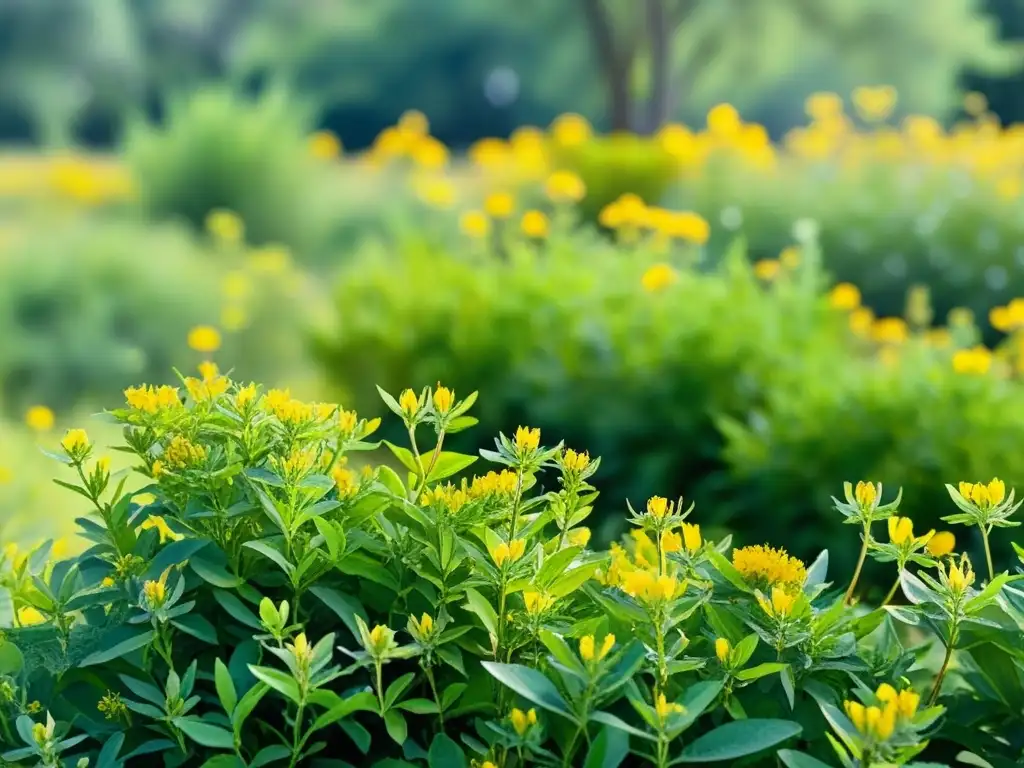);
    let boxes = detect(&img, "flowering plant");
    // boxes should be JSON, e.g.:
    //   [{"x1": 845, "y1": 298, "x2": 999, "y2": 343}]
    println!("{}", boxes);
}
[{"x1": 0, "y1": 371, "x2": 1021, "y2": 767}]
